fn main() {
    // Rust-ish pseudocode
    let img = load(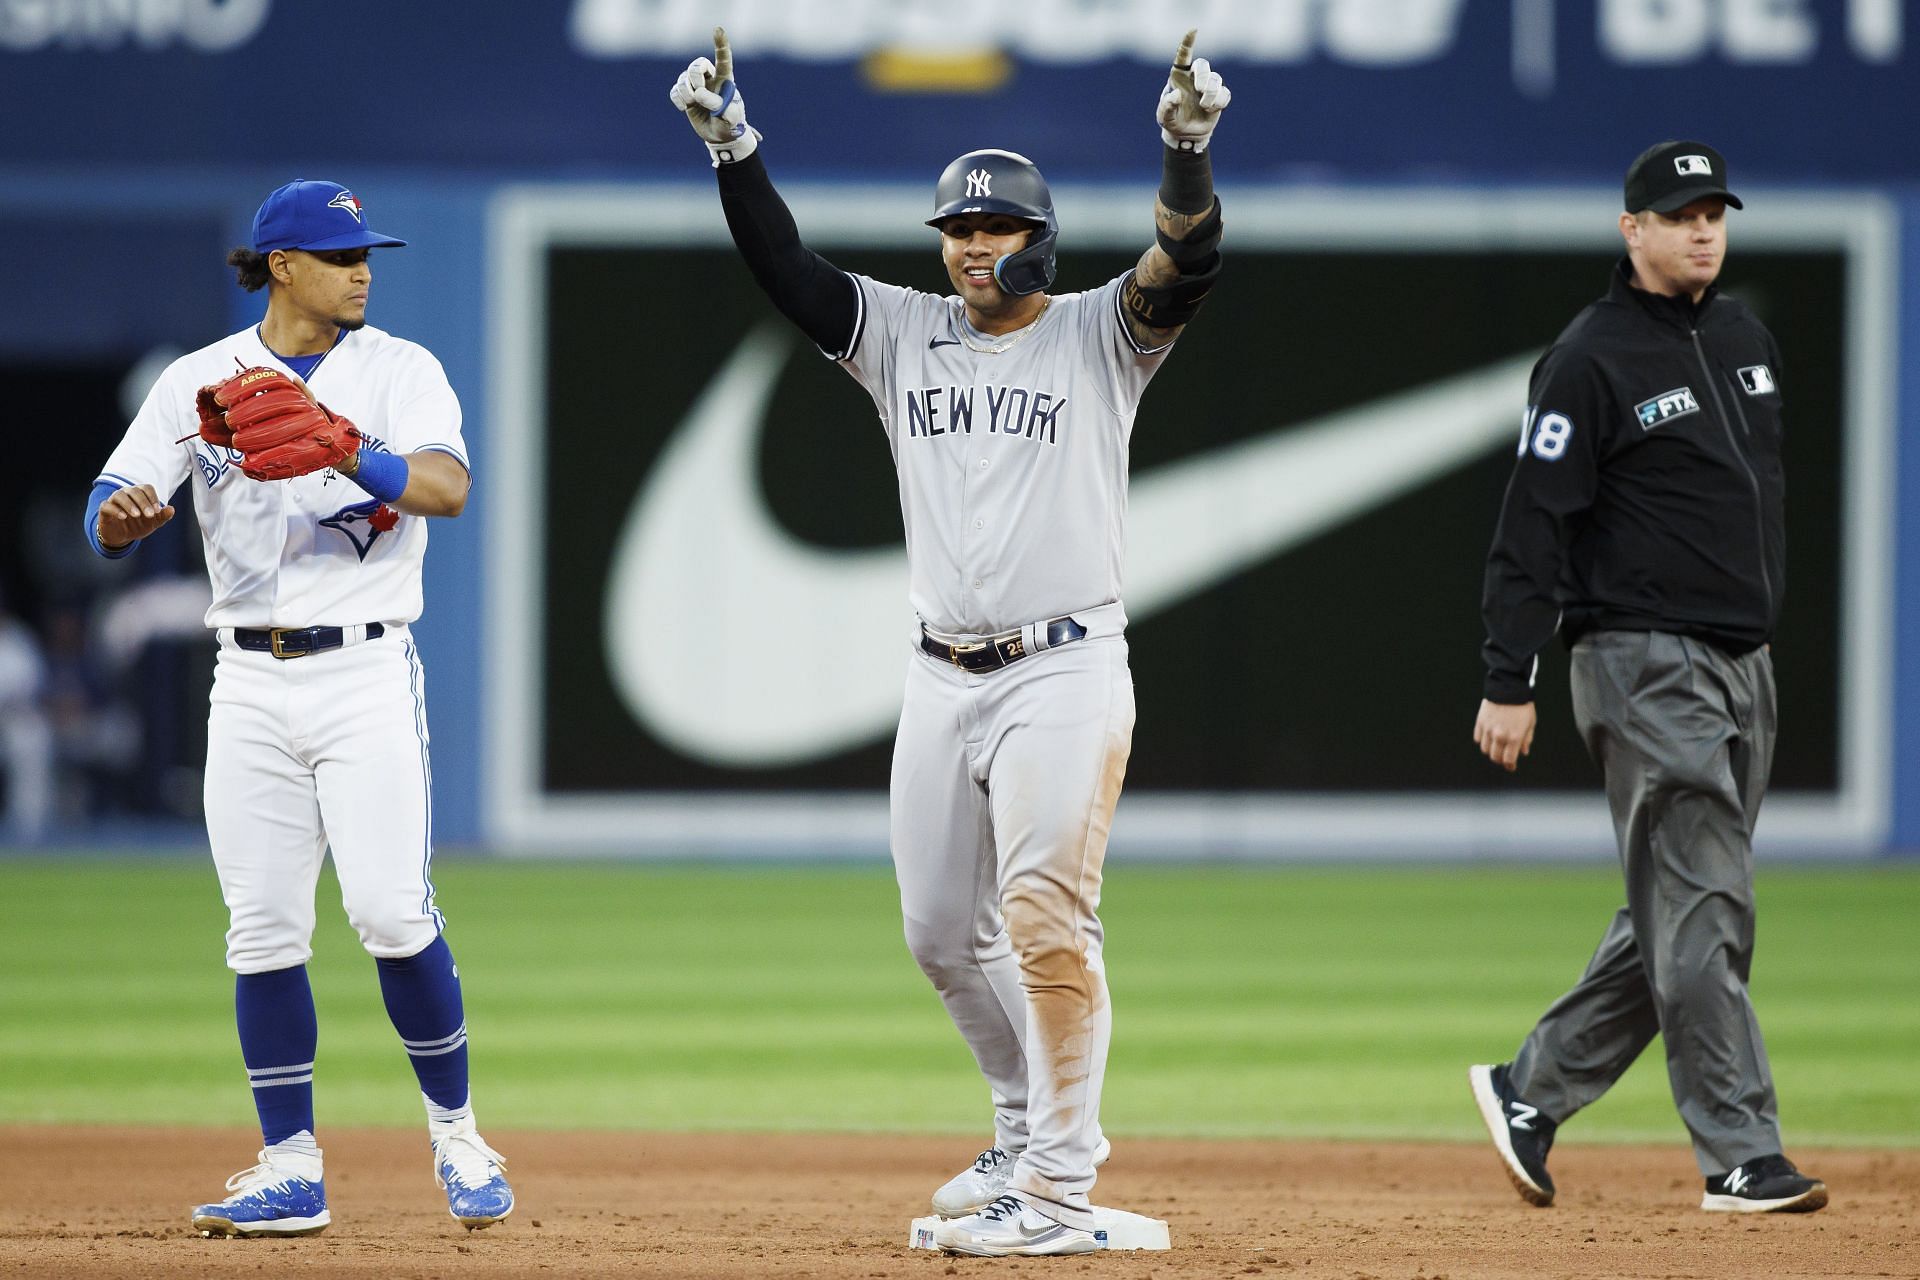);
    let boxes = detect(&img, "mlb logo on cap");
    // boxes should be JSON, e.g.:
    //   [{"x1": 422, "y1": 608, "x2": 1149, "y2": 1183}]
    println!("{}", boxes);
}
[
  {"x1": 251, "y1": 179, "x2": 408, "y2": 253},
  {"x1": 1624, "y1": 140, "x2": 1743, "y2": 214}
]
